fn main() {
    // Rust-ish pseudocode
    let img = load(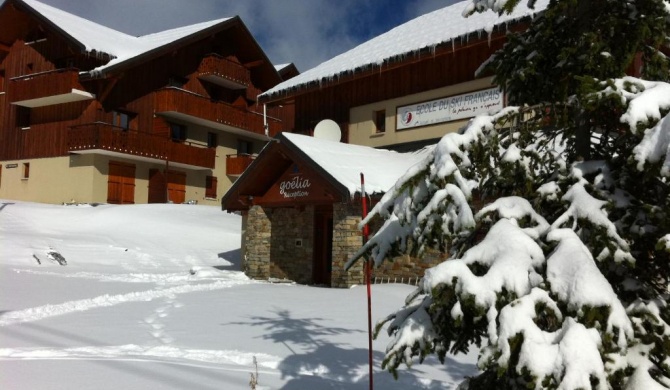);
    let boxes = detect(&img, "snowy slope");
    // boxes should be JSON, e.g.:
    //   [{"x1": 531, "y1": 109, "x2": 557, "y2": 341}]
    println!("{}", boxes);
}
[{"x1": 0, "y1": 200, "x2": 478, "y2": 389}]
